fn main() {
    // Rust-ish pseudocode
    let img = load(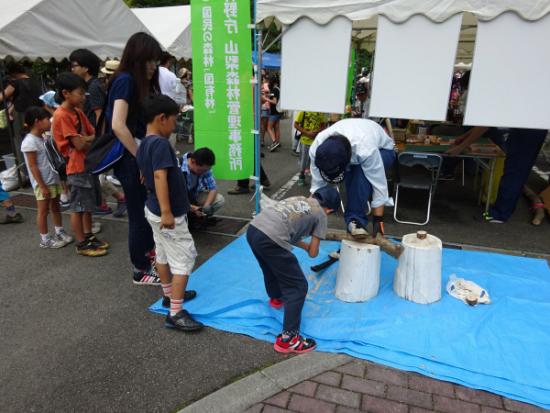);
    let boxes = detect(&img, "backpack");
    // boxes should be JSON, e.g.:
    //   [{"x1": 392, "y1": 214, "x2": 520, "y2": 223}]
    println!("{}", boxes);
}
[
  {"x1": 44, "y1": 135, "x2": 66, "y2": 176},
  {"x1": 85, "y1": 77, "x2": 139, "y2": 175}
]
